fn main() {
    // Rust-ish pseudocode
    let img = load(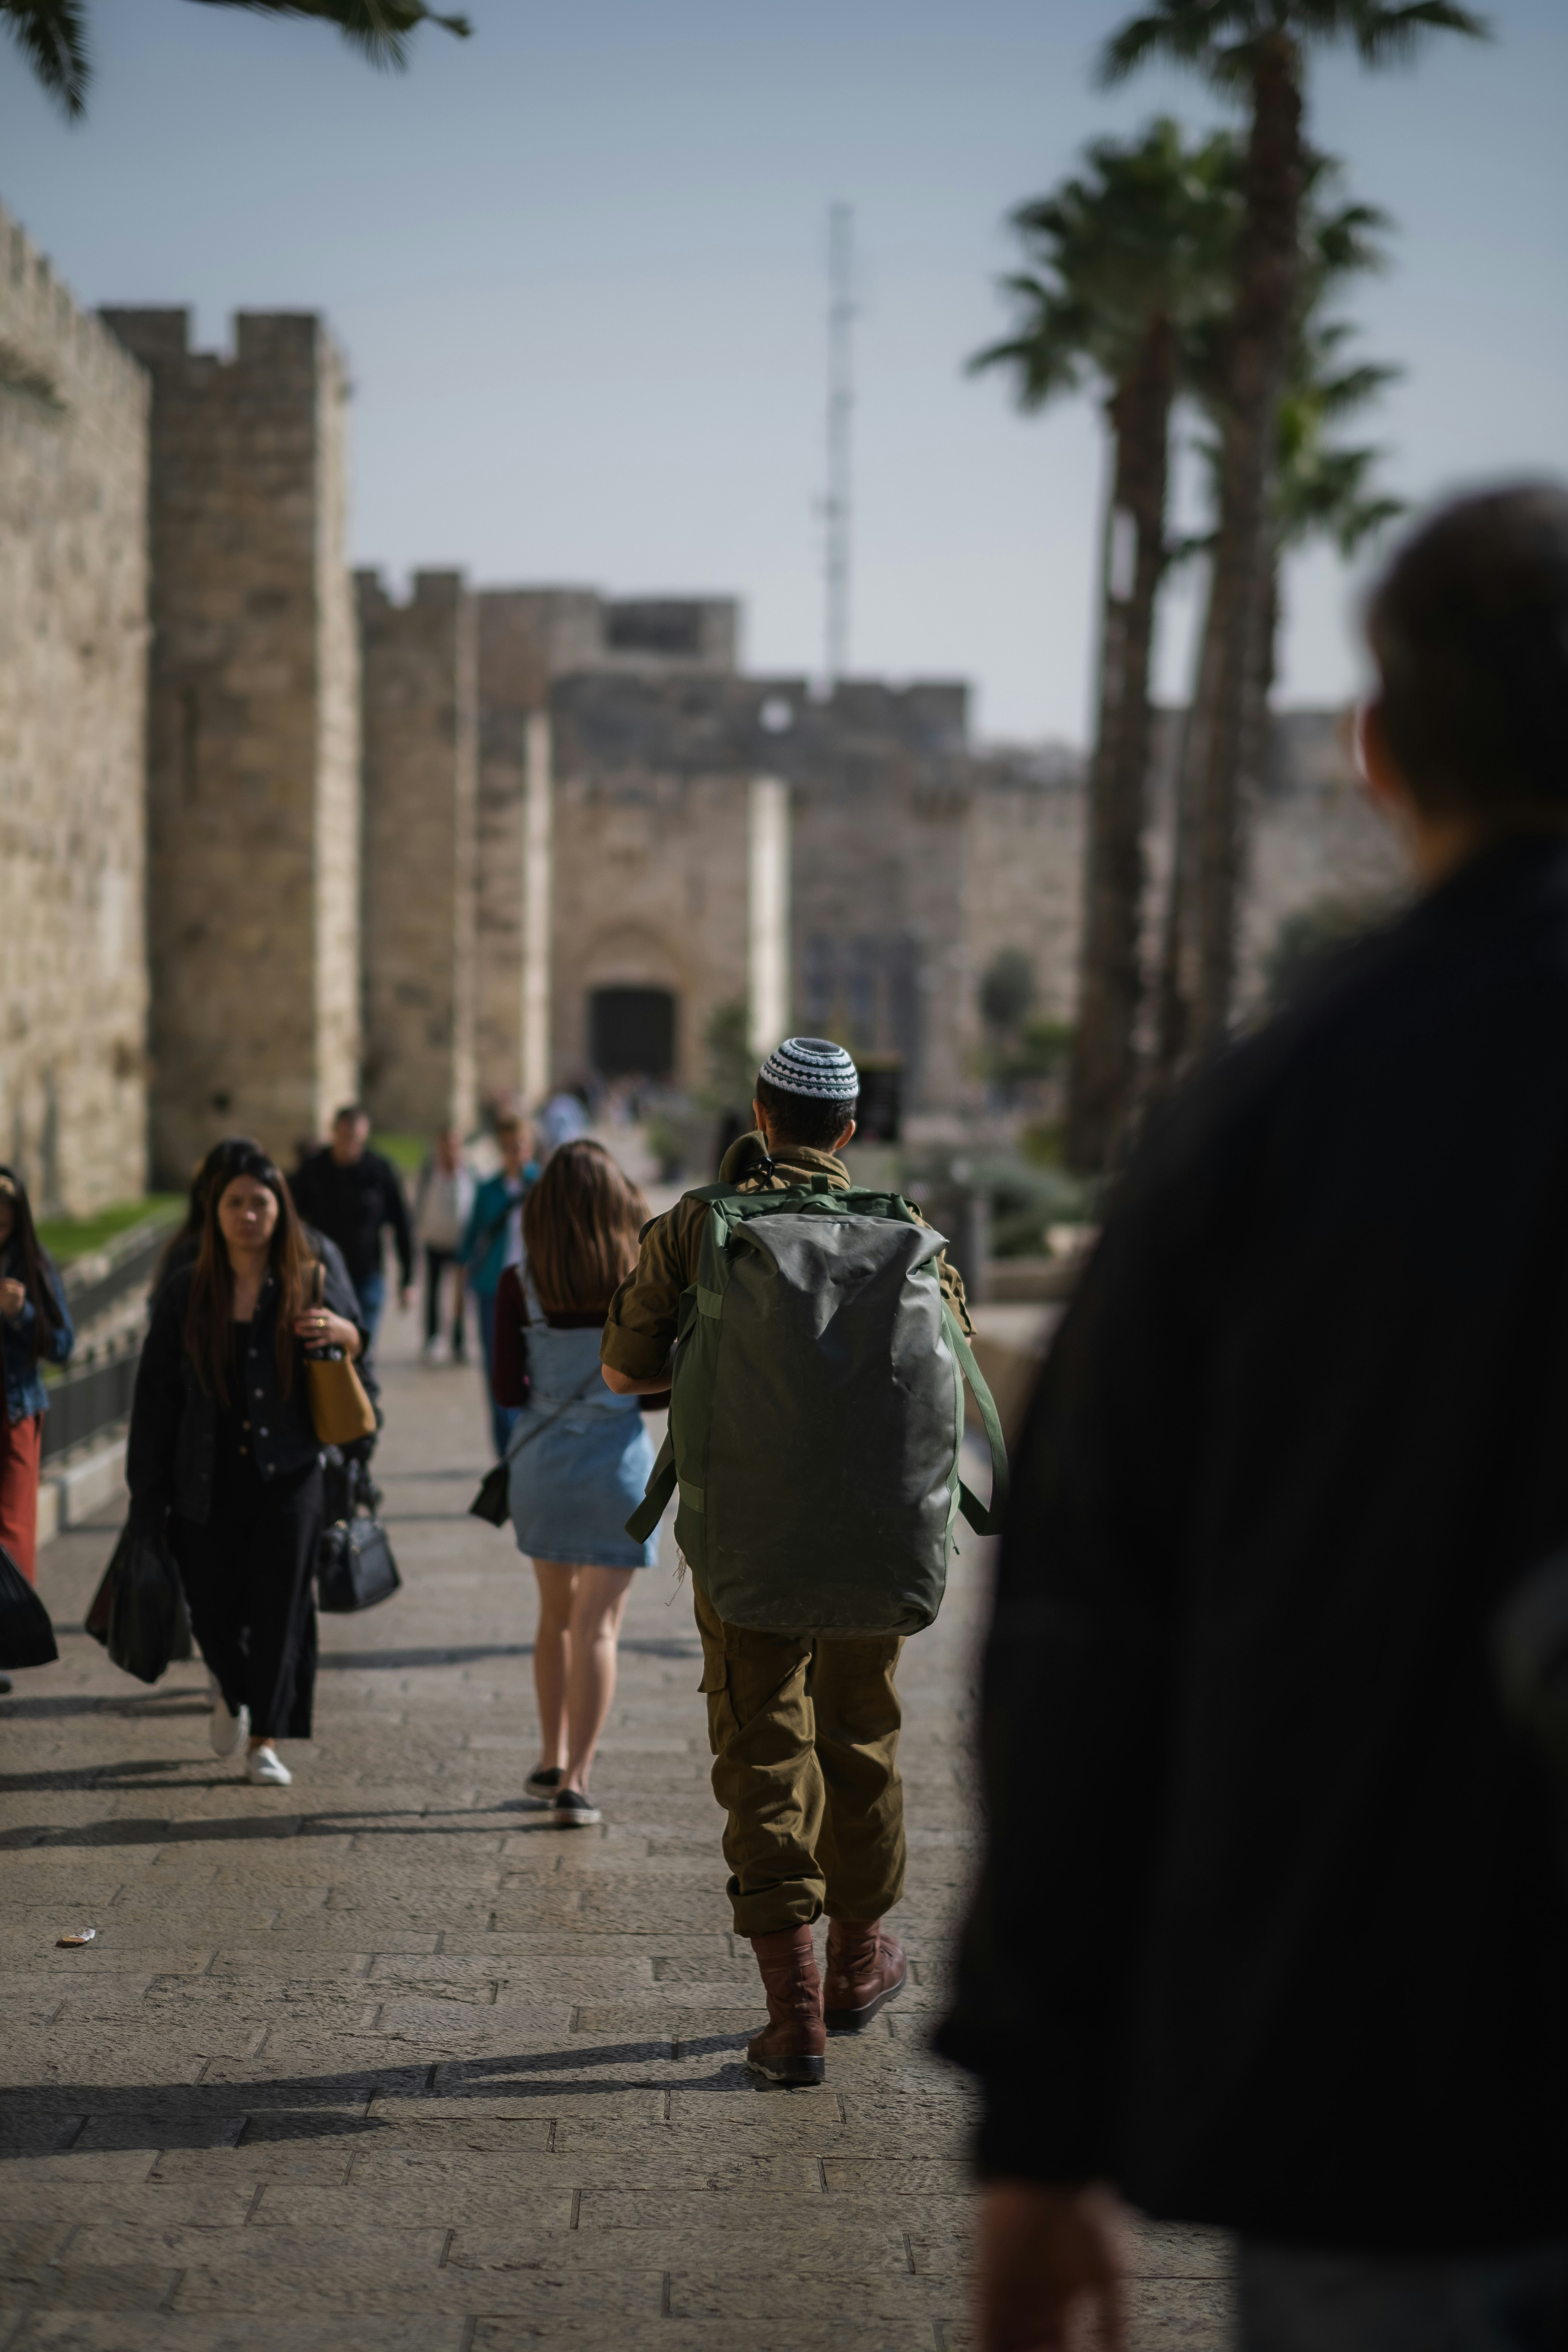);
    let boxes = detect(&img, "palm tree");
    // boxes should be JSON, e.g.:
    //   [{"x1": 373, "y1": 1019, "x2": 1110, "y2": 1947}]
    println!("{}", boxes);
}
[
  {"x1": 1102, "y1": 0, "x2": 1487, "y2": 1058},
  {"x1": 972, "y1": 118, "x2": 1237, "y2": 1172},
  {"x1": 1156, "y1": 168, "x2": 1402, "y2": 1077},
  {"x1": 3, "y1": 0, "x2": 469, "y2": 116}
]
